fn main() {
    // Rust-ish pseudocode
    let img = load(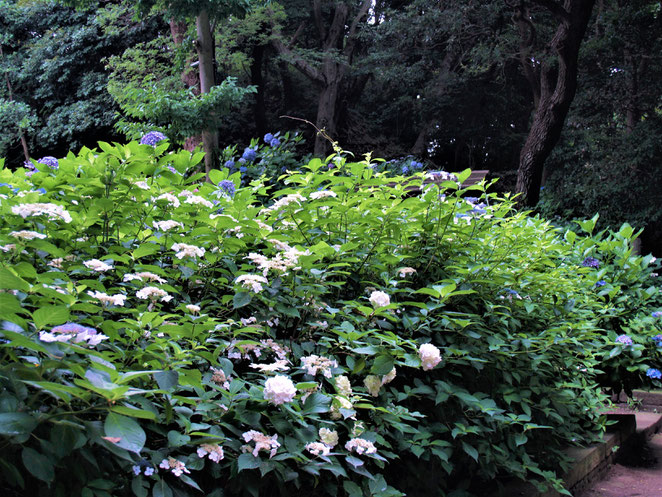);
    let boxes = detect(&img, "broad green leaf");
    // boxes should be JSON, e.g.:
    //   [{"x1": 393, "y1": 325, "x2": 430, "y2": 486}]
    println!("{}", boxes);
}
[
  {"x1": 0, "y1": 412, "x2": 37, "y2": 436},
  {"x1": 104, "y1": 412, "x2": 146, "y2": 454},
  {"x1": 21, "y1": 448, "x2": 54, "y2": 482}
]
